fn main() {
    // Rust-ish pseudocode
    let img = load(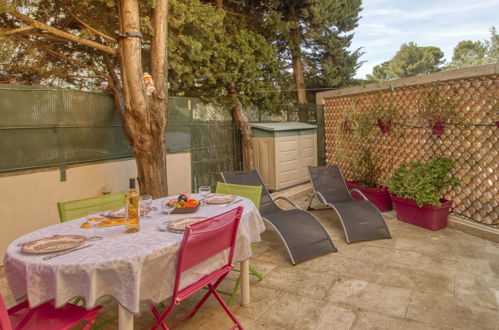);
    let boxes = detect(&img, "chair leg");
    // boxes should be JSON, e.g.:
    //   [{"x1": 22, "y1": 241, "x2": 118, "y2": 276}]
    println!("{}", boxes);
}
[
  {"x1": 307, "y1": 193, "x2": 316, "y2": 210},
  {"x1": 249, "y1": 266, "x2": 264, "y2": 281},
  {"x1": 170, "y1": 274, "x2": 229, "y2": 328},
  {"x1": 91, "y1": 315, "x2": 117, "y2": 329},
  {"x1": 149, "y1": 300, "x2": 172, "y2": 330},
  {"x1": 207, "y1": 284, "x2": 243, "y2": 329},
  {"x1": 82, "y1": 313, "x2": 98, "y2": 330},
  {"x1": 227, "y1": 274, "x2": 241, "y2": 307}
]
